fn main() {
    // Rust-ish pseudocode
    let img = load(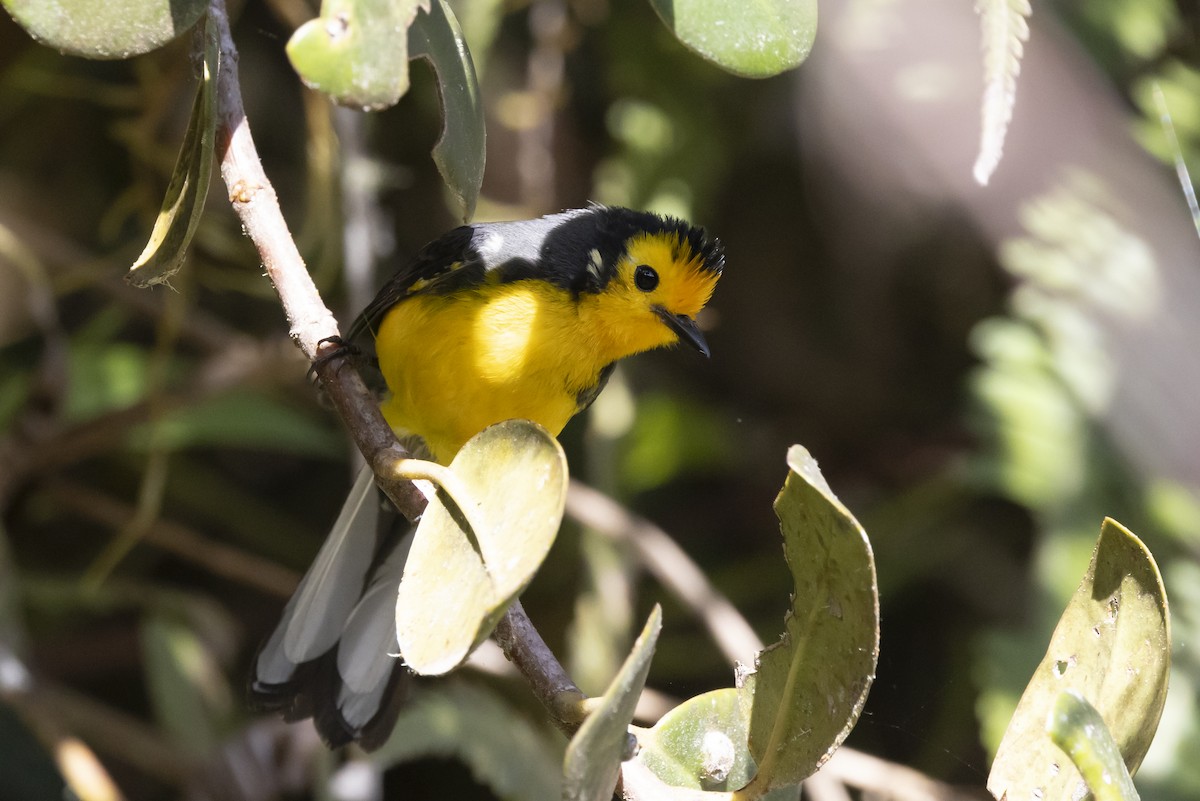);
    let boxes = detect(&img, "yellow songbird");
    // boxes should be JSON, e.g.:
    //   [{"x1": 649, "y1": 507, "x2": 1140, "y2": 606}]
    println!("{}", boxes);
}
[{"x1": 251, "y1": 205, "x2": 724, "y2": 748}]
